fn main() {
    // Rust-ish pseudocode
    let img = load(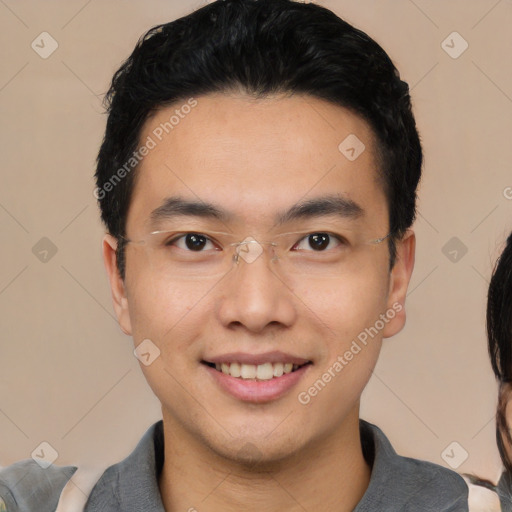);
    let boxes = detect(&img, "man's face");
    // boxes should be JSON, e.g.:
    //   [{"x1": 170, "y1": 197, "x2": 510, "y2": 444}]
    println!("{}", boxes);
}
[{"x1": 104, "y1": 92, "x2": 414, "y2": 463}]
